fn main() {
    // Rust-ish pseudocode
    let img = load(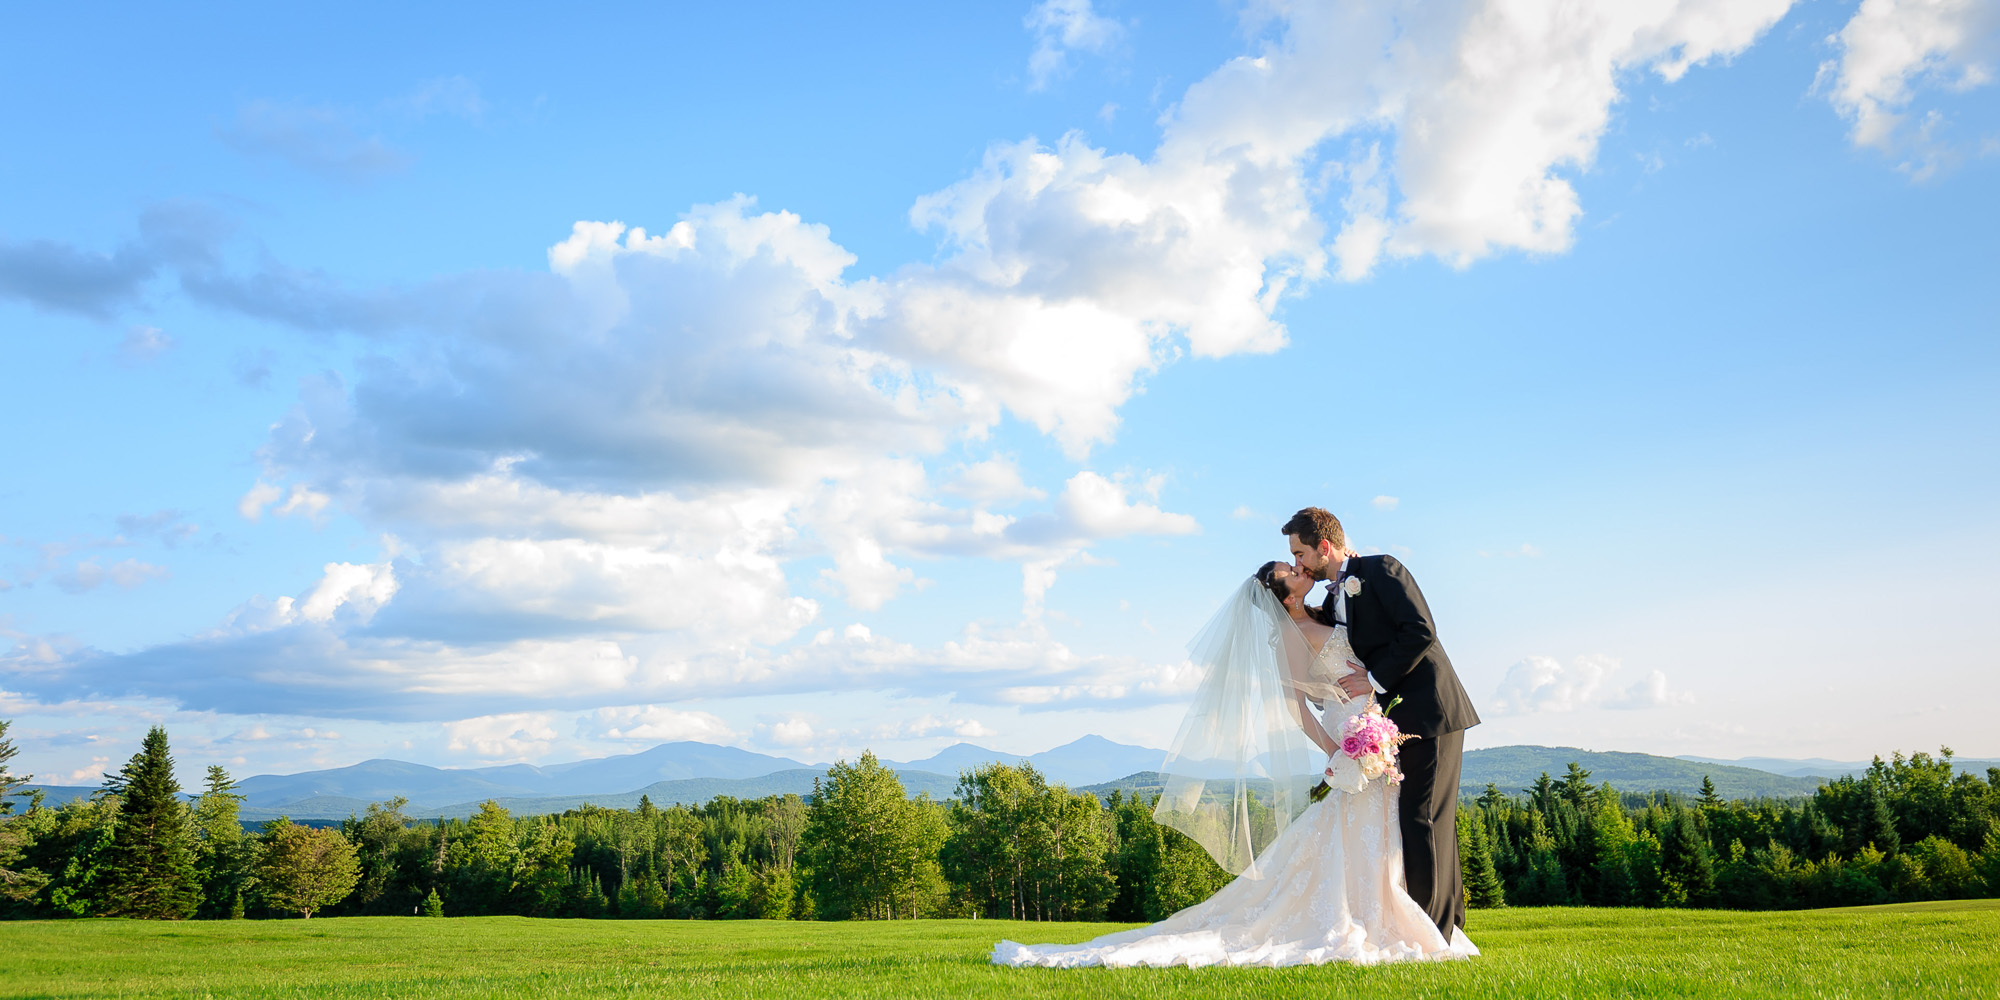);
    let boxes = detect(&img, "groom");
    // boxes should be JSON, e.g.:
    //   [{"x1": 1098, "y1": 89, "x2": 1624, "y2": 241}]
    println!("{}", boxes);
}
[{"x1": 1284, "y1": 507, "x2": 1480, "y2": 939}]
